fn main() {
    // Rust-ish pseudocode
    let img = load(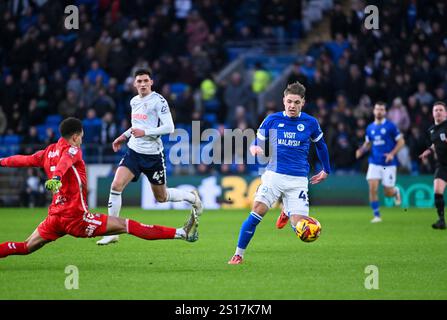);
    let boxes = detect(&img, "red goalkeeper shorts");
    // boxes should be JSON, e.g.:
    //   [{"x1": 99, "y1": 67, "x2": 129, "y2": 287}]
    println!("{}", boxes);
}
[{"x1": 37, "y1": 212, "x2": 108, "y2": 241}]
